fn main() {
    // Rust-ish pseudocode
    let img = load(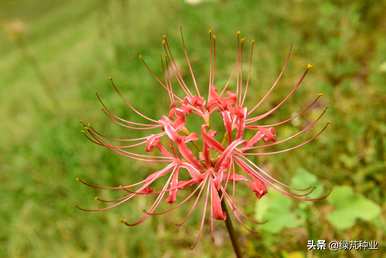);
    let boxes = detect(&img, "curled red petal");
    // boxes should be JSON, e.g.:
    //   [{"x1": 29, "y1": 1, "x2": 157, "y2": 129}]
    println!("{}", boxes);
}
[
  {"x1": 211, "y1": 181, "x2": 226, "y2": 220},
  {"x1": 249, "y1": 178, "x2": 267, "y2": 198}
]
